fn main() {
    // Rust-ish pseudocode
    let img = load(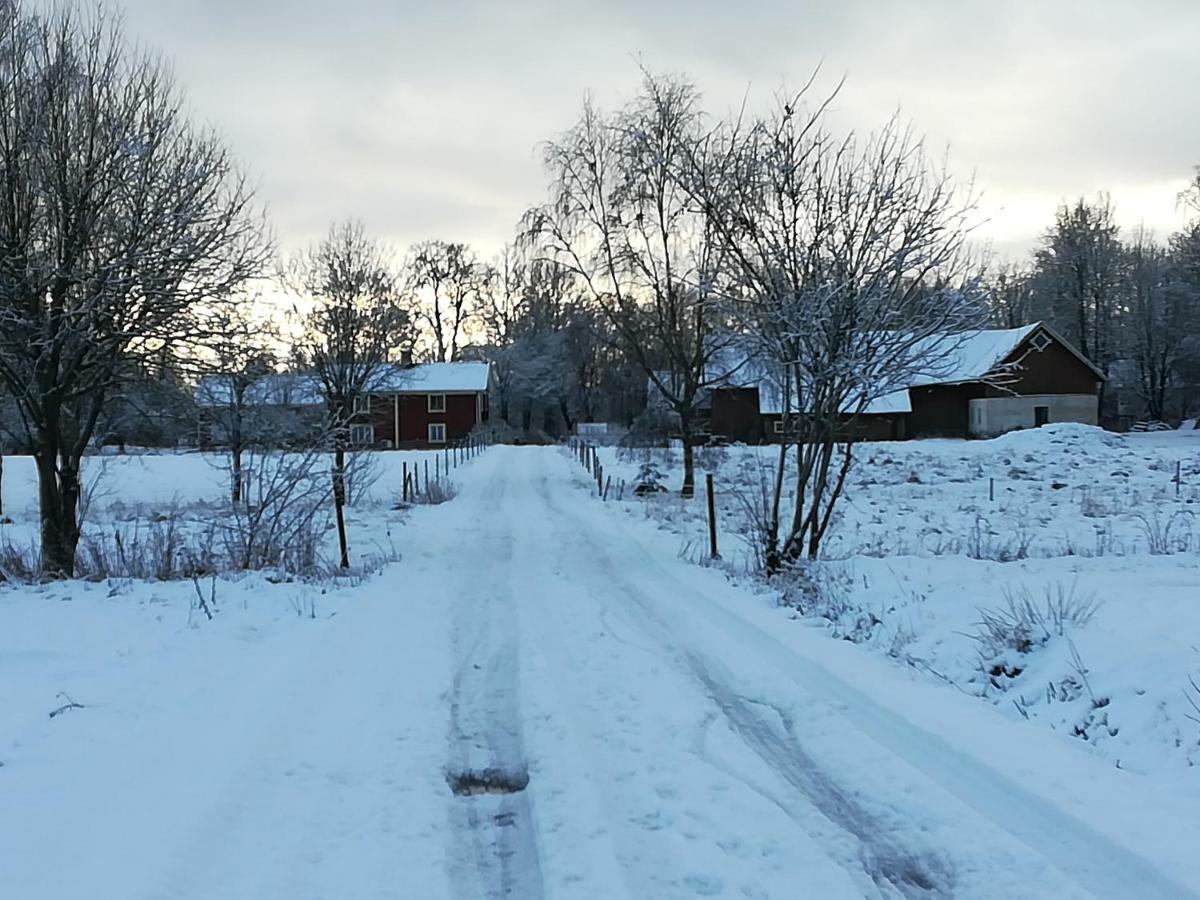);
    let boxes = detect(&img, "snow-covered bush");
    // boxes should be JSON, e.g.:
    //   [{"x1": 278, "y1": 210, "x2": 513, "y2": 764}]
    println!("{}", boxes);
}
[{"x1": 633, "y1": 461, "x2": 669, "y2": 496}]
